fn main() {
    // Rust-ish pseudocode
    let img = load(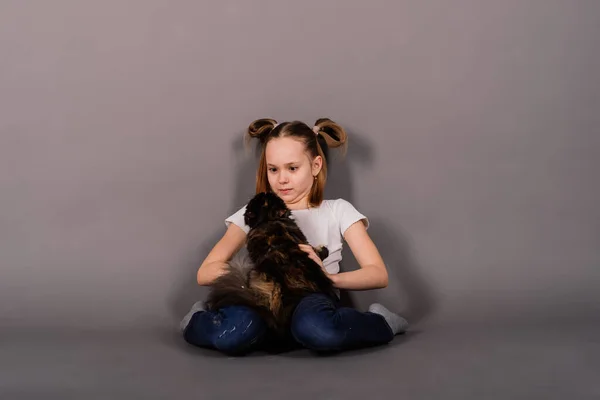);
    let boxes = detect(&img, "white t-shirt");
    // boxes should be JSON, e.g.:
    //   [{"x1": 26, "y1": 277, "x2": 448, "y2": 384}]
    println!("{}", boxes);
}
[{"x1": 225, "y1": 198, "x2": 369, "y2": 275}]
